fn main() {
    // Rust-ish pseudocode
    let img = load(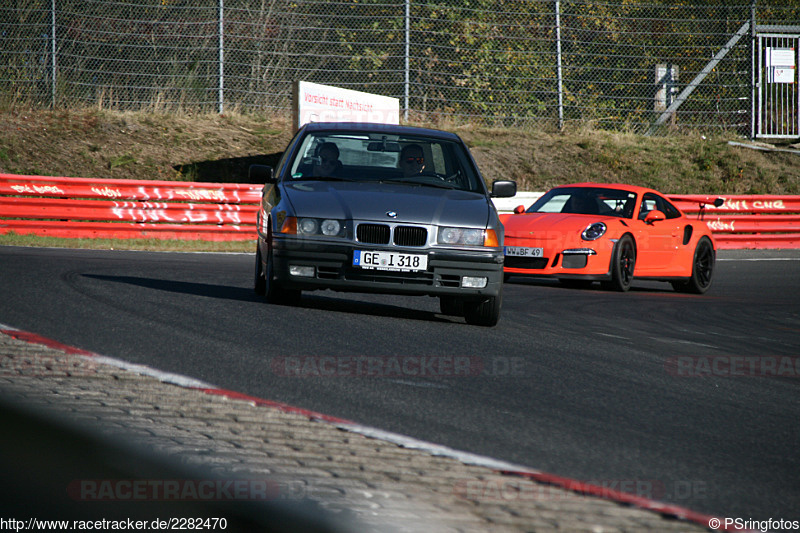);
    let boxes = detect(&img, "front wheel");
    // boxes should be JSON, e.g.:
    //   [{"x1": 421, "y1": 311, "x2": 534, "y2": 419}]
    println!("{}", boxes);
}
[
  {"x1": 601, "y1": 234, "x2": 636, "y2": 292},
  {"x1": 254, "y1": 243, "x2": 266, "y2": 295},
  {"x1": 672, "y1": 236, "x2": 715, "y2": 294},
  {"x1": 439, "y1": 296, "x2": 465, "y2": 316},
  {"x1": 255, "y1": 242, "x2": 300, "y2": 305},
  {"x1": 463, "y1": 293, "x2": 502, "y2": 327}
]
